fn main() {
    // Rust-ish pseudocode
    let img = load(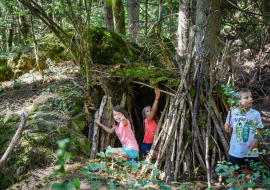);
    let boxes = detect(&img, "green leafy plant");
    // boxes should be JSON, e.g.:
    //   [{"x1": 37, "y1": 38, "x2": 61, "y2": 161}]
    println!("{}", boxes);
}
[{"x1": 51, "y1": 138, "x2": 80, "y2": 190}]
